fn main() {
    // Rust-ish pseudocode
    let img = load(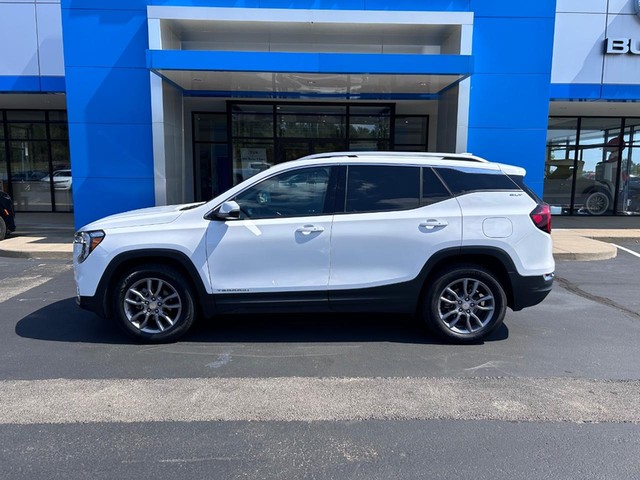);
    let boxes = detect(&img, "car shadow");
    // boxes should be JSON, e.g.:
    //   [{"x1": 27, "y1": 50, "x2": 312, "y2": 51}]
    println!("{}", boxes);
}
[{"x1": 15, "y1": 298, "x2": 509, "y2": 345}]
